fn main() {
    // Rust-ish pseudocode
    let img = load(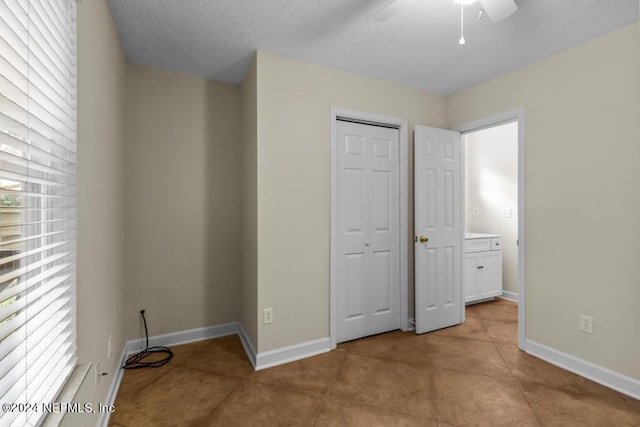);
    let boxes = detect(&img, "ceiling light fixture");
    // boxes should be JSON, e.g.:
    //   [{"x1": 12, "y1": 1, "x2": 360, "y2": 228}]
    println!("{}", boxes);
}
[
  {"x1": 459, "y1": 4, "x2": 465, "y2": 45},
  {"x1": 453, "y1": 0, "x2": 478, "y2": 46},
  {"x1": 374, "y1": 0, "x2": 518, "y2": 45}
]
